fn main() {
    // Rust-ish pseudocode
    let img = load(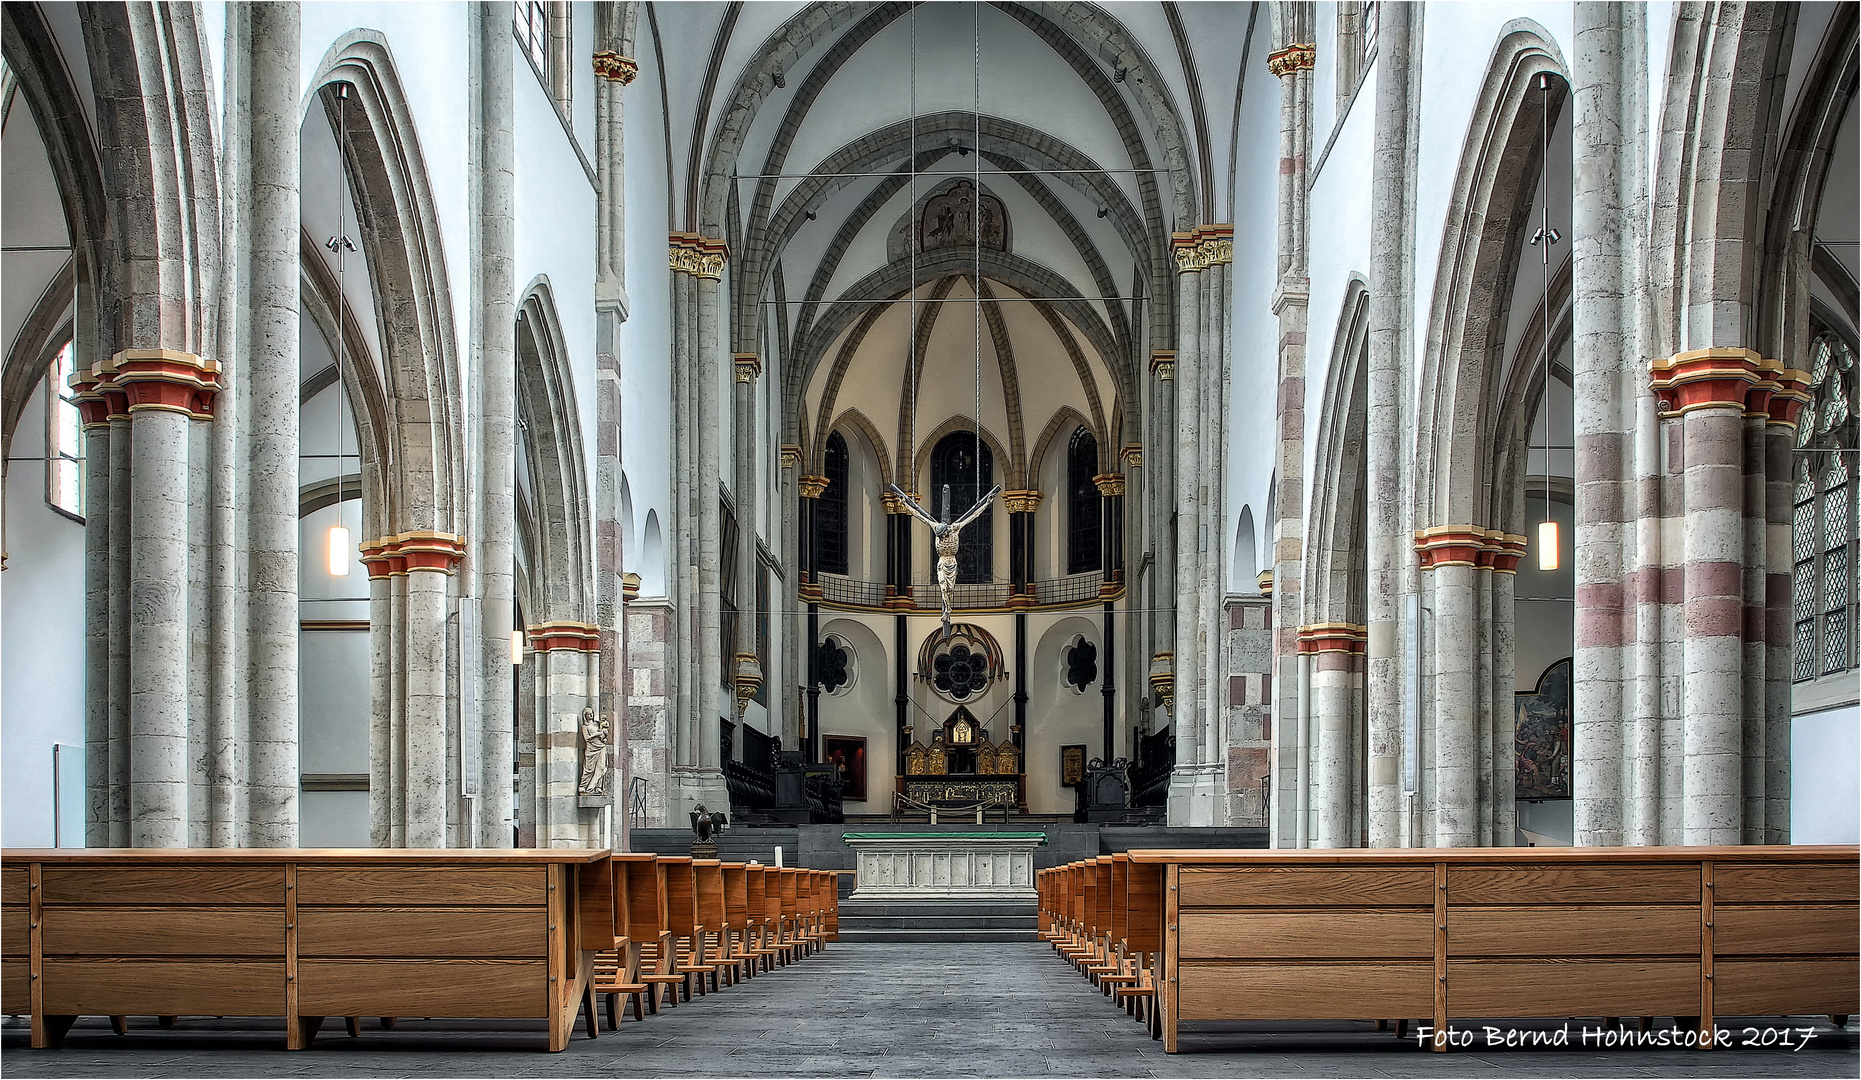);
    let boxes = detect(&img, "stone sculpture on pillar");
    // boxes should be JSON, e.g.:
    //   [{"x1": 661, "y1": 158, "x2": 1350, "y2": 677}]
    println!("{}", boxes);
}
[{"x1": 578, "y1": 707, "x2": 610, "y2": 799}]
